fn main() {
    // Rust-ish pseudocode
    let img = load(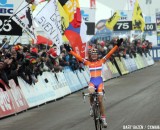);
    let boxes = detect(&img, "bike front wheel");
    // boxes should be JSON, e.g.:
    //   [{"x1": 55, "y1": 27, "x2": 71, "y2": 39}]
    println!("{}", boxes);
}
[{"x1": 93, "y1": 104, "x2": 103, "y2": 130}]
